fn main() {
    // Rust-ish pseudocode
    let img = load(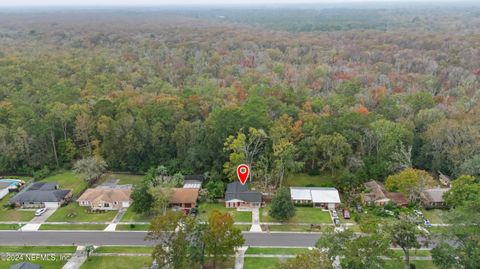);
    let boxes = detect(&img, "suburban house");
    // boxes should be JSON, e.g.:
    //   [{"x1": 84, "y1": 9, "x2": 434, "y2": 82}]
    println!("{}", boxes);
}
[
  {"x1": 421, "y1": 188, "x2": 450, "y2": 209},
  {"x1": 78, "y1": 187, "x2": 132, "y2": 211},
  {"x1": 10, "y1": 262, "x2": 41, "y2": 269},
  {"x1": 9, "y1": 182, "x2": 71, "y2": 208},
  {"x1": 183, "y1": 175, "x2": 205, "y2": 189},
  {"x1": 0, "y1": 179, "x2": 24, "y2": 200},
  {"x1": 169, "y1": 188, "x2": 199, "y2": 213},
  {"x1": 290, "y1": 187, "x2": 341, "y2": 209},
  {"x1": 225, "y1": 182, "x2": 262, "y2": 208},
  {"x1": 362, "y1": 181, "x2": 408, "y2": 207}
]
